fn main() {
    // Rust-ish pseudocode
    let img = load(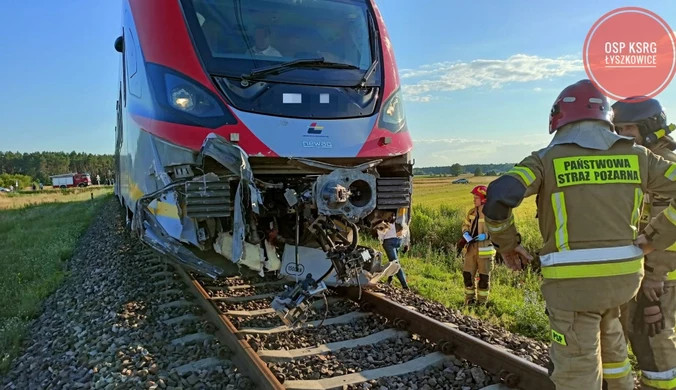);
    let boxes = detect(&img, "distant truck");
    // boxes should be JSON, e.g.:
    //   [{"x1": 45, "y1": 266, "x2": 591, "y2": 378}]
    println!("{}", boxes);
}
[{"x1": 50, "y1": 173, "x2": 92, "y2": 188}]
